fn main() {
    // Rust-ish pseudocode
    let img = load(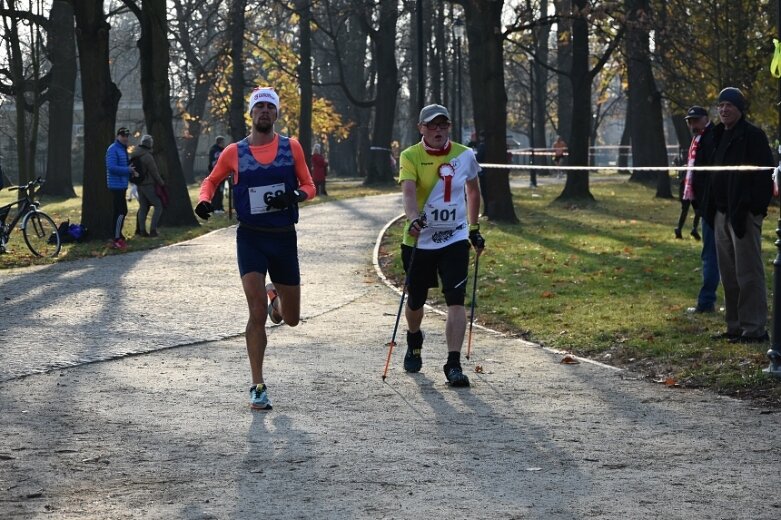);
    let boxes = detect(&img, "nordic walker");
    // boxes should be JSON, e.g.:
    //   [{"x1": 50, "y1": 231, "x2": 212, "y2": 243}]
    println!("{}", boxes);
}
[
  {"x1": 398, "y1": 104, "x2": 485, "y2": 387},
  {"x1": 194, "y1": 87, "x2": 315, "y2": 410}
]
